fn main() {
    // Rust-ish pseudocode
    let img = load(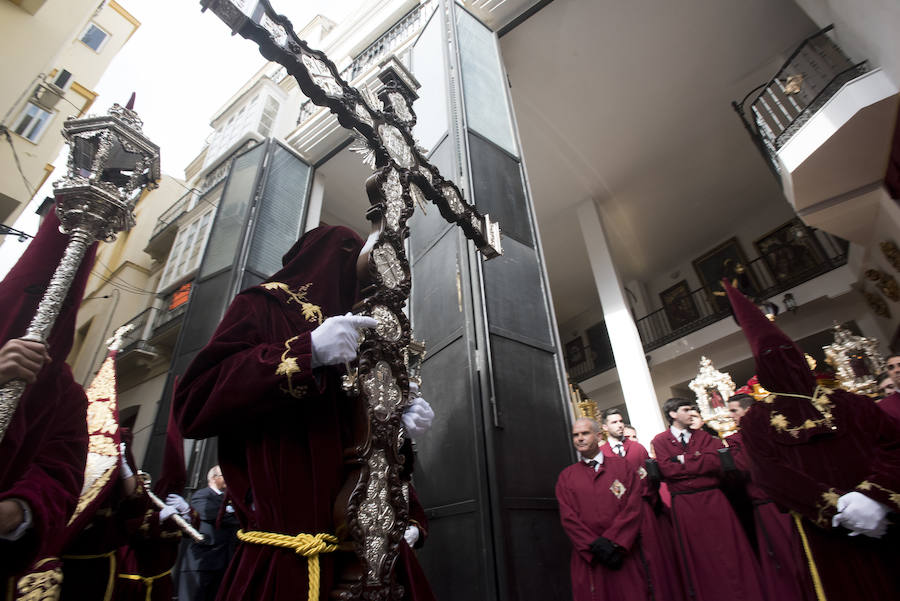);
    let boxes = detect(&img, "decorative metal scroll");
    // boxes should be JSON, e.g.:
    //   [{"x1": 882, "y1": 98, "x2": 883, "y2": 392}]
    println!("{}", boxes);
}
[{"x1": 199, "y1": 2, "x2": 502, "y2": 599}]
